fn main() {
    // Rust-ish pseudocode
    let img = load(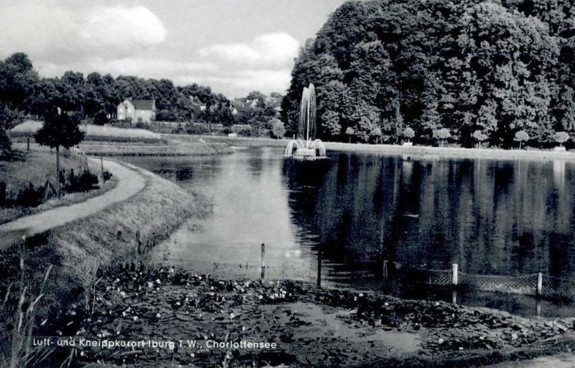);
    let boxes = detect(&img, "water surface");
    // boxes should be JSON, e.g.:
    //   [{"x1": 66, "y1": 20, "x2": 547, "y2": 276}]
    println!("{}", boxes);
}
[{"x1": 123, "y1": 147, "x2": 575, "y2": 317}]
